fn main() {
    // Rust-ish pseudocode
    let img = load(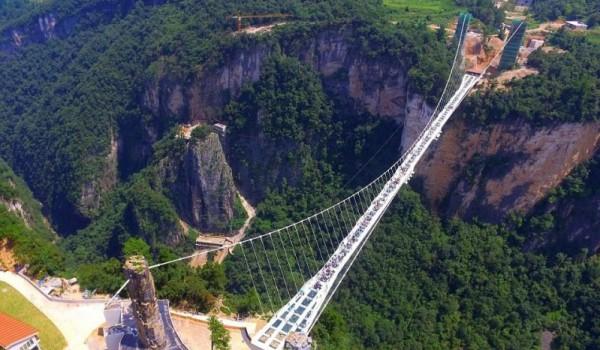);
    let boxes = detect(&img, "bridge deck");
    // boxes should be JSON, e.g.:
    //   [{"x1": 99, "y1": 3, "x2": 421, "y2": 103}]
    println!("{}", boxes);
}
[{"x1": 251, "y1": 73, "x2": 480, "y2": 350}]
